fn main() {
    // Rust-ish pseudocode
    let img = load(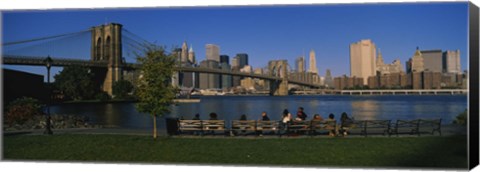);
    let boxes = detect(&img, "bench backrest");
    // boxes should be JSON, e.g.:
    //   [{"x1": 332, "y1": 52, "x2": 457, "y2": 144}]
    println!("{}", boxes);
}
[
  {"x1": 256, "y1": 121, "x2": 279, "y2": 131},
  {"x1": 418, "y1": 119, "x2": 441, "y2": 127},
  {"x1": 178, "y1": 120, "x2": 202, "y2": 130},
  {"x1": 287, "y1": 121, "x2": 311, "y2": 130},
  {"x1": 231, "y1": 120, "x2": 257, "y2": 130},
  {"x1": 395, "y1": 119, "x2": 420, "y2": 128},
  {"x1": 311, "y1": 120, "x2": 336, "y2": 130},
  {"x1": 343, "y1": 120, "x2": 389, "y2": 128},
  {"x1": 201, "y1": 120, "x2": 226, "y2": 130},
  {"x1": 364, "y1": 120, "x2": 391, "y2": 128}
]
